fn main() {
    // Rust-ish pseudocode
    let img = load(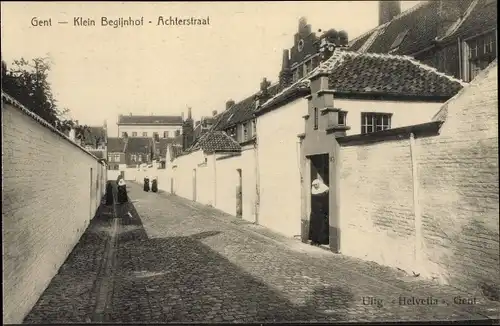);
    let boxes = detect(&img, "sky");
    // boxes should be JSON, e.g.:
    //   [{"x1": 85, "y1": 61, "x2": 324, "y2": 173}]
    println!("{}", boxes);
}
[{"x1": 1, "y1": 1, "x2": 421, "y2": 137}]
